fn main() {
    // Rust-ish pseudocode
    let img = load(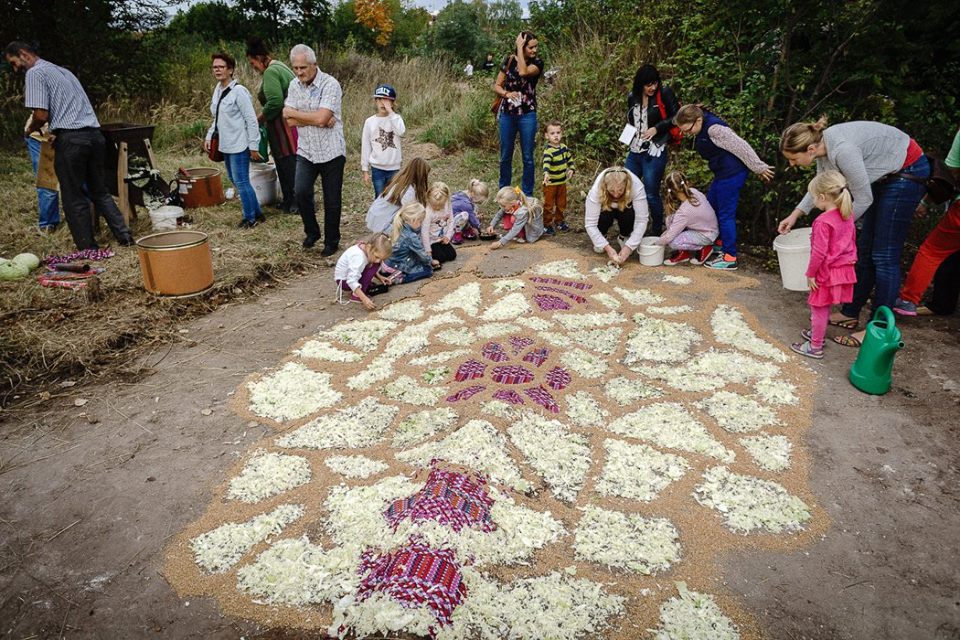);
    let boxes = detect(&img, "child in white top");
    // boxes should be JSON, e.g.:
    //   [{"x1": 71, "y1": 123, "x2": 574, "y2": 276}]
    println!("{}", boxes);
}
[
  {"x1": 487, "y1": 186, "x2": 545, "y2": 248},
  {"x1": 361, "y1": 84, "x2": 406, "y2": 197},
  {"x1": 656, "y1": 171, "x2": 720, "y2": 266},
  {"x1": 422, "y1": 181, "x2": 457, "y2": 264},
  {"x1": 334, "y1": 233, "x2": 393, "y2": 310}
]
